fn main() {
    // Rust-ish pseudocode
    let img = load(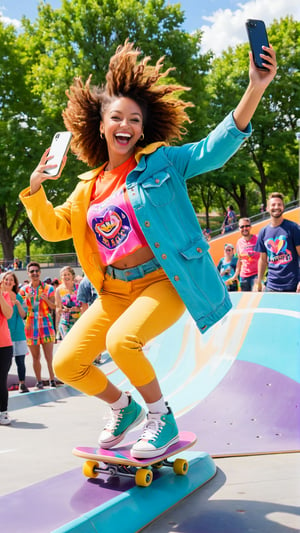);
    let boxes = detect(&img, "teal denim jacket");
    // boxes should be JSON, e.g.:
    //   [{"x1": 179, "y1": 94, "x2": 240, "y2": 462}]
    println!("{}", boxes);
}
[{"x1": 127, "y1": 112, "x2": 252, "y2": 333}]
